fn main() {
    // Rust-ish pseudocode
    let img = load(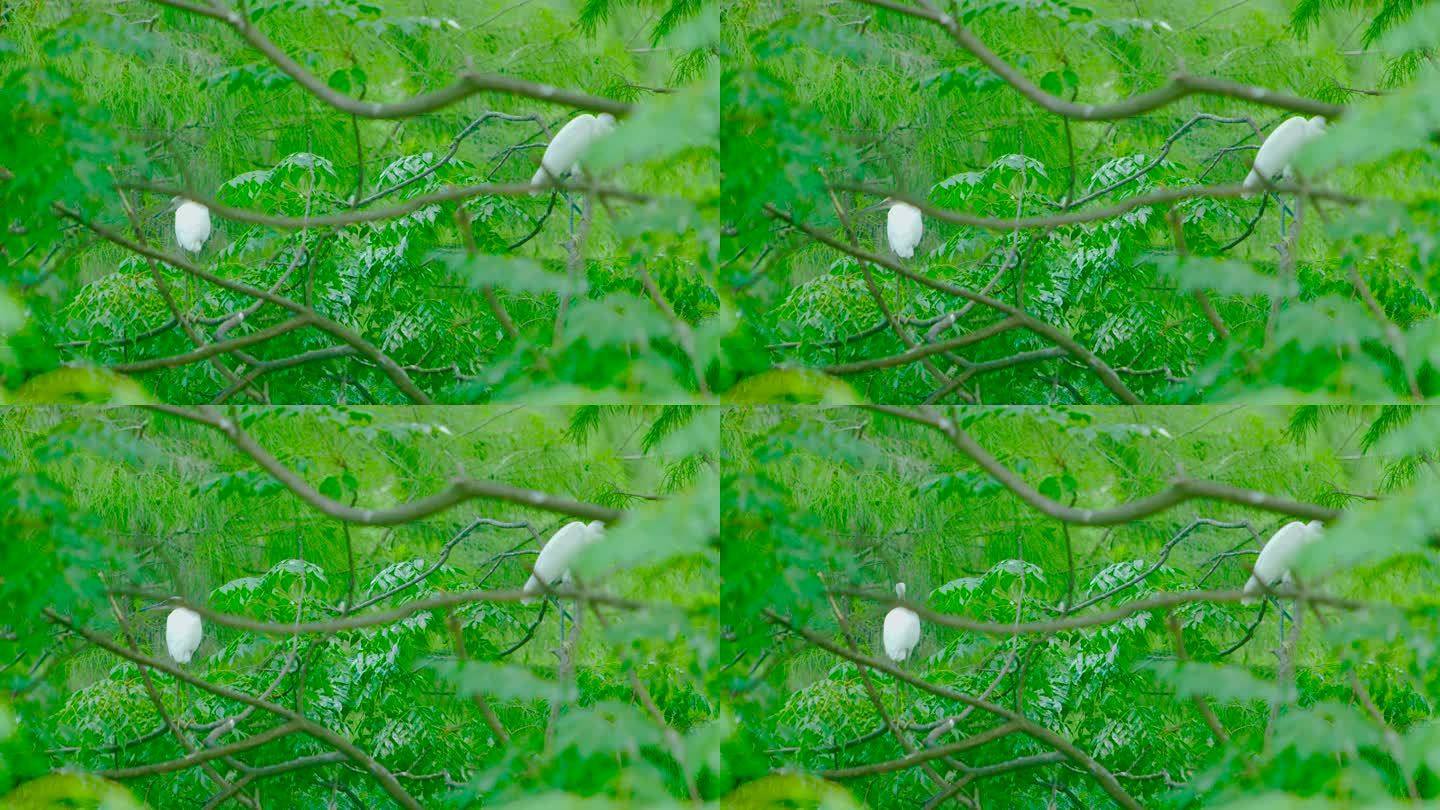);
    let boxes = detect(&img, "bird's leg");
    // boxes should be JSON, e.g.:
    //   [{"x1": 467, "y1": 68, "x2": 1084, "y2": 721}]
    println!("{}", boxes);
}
[
  {"x1": 1276, "y1": 194, "x2": 1296, "y2": 239},
  {"x1": 564, "y1": 191, "x2": 579, "y2": 234},
  {"x1": 1271, "y1": 596, "x2": 1292, "y2": 644},
  {"x1": 552, "y1": 595, "x2": 568, "y2": 644}
]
